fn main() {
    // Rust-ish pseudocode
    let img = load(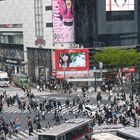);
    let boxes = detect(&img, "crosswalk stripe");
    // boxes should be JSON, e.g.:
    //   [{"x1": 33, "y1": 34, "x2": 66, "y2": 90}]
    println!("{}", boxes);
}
[
  {"x1": 15, "y1": 133, "x2": 26, "y2": 140},
  {"x1": 19, "y1": 131, "x2": 29, "y2": 138},
  {"x1": 7, "y1": 134, "x2": 17, "y2": 140},
  {"x1": 49, "y1": 104, "x2": 79, "y2": 114},
  {"x1": 2, "y1": 104, "x2": 29, "y2": 113}
]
